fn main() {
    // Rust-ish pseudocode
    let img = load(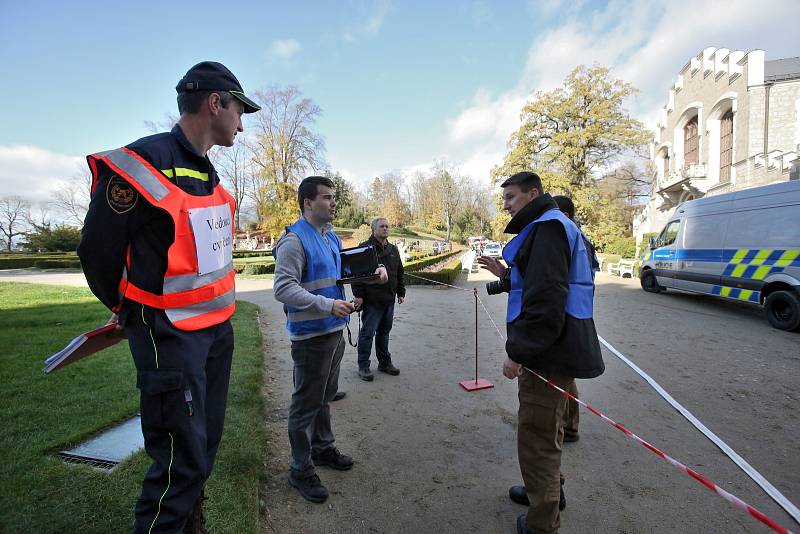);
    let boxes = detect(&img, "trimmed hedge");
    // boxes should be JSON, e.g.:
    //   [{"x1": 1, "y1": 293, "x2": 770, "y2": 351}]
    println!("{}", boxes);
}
[
  {"x1": 405, "y1": 257, "x2": 462, "y2": 285},
  {"x1": 404, "y1": 250, "x2": 462, "y2": 272},
  {"x1": 232, "y1": 251, "x2": 273, "y2": 259},
  {"x1": 234, "y1": 262, "x2": 275, "y2": 275},
  {"x1": 0, "y1": 255, "x2": 80, "y2": 269},
  {"x1": 33, "y1": 259, "x2": 82, "y2": 269}
]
